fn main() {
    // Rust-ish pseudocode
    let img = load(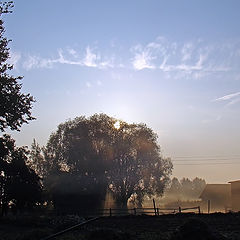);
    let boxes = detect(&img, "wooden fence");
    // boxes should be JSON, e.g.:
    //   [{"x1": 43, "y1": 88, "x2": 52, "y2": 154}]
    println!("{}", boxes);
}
[{"x1": 81, "y1": 206, "x2": 201, "y2": 217}]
